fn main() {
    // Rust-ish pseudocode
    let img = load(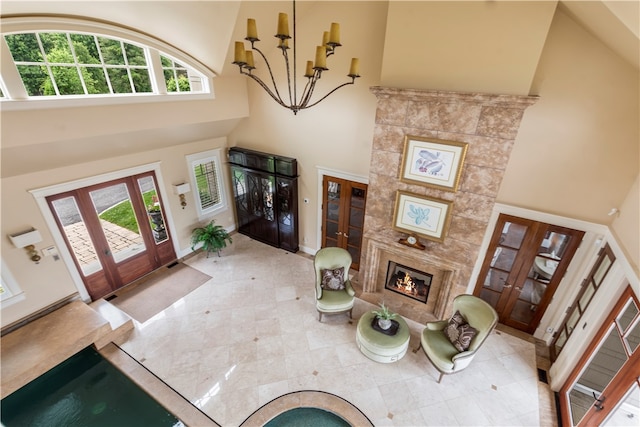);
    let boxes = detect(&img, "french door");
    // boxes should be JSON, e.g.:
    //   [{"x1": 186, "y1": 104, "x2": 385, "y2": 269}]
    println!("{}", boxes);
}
[
  {"x1": 560, "y1": 286, "x2": 640, "y2": 426},
  {"x1": 321, "y1": 175, "x2": 367, "y2": 270},
  {"x1": 473, "y1": 214, "x2": 585, "y2": 334},
  {"x1": 47, "y1": 172, "x2": 176, "y2": 300}
]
